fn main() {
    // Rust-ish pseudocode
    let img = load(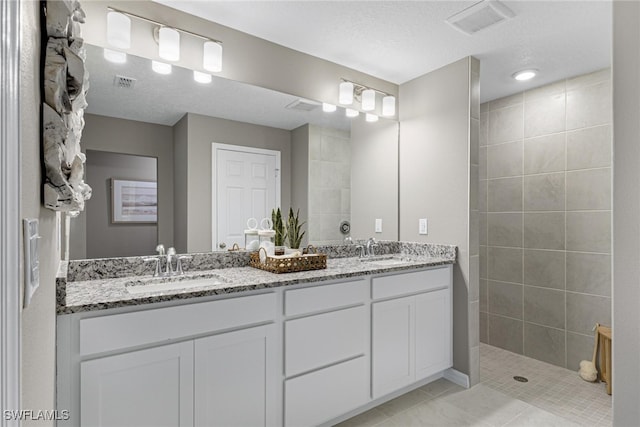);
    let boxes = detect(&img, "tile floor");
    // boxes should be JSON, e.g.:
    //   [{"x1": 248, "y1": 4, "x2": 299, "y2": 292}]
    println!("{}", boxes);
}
[{"x1": 335, "y1": 343, "x2": 612, "y2": 426}]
